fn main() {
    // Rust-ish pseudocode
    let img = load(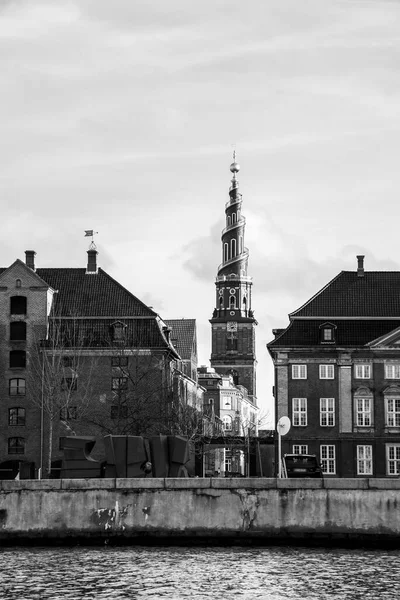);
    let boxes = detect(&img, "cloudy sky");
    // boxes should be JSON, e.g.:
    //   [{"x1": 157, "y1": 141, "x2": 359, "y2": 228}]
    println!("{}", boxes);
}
[{"x1": 2, "y1": 0, "x2": 400, "y2": 422}]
